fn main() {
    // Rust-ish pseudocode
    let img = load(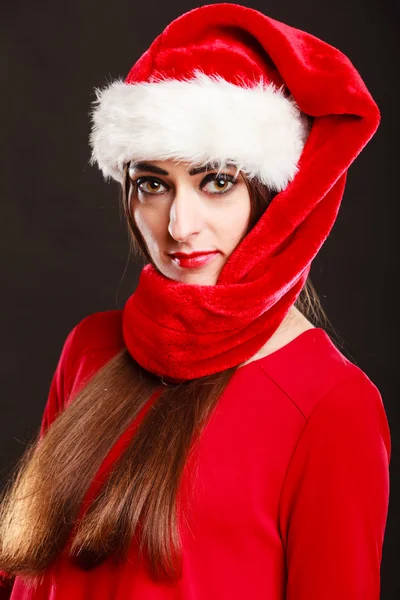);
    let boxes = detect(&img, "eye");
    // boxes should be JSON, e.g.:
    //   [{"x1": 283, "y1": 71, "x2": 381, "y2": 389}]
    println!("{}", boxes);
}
[
  {"x1": 130, "y1": 172, "x2": 238, "y2": 196},
  {"x1": 201, "y1": 173, "x2": 237, "y2": 195},
  {"x1": 132, "y1": 176, "x2": 168, "y2": 195}
]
